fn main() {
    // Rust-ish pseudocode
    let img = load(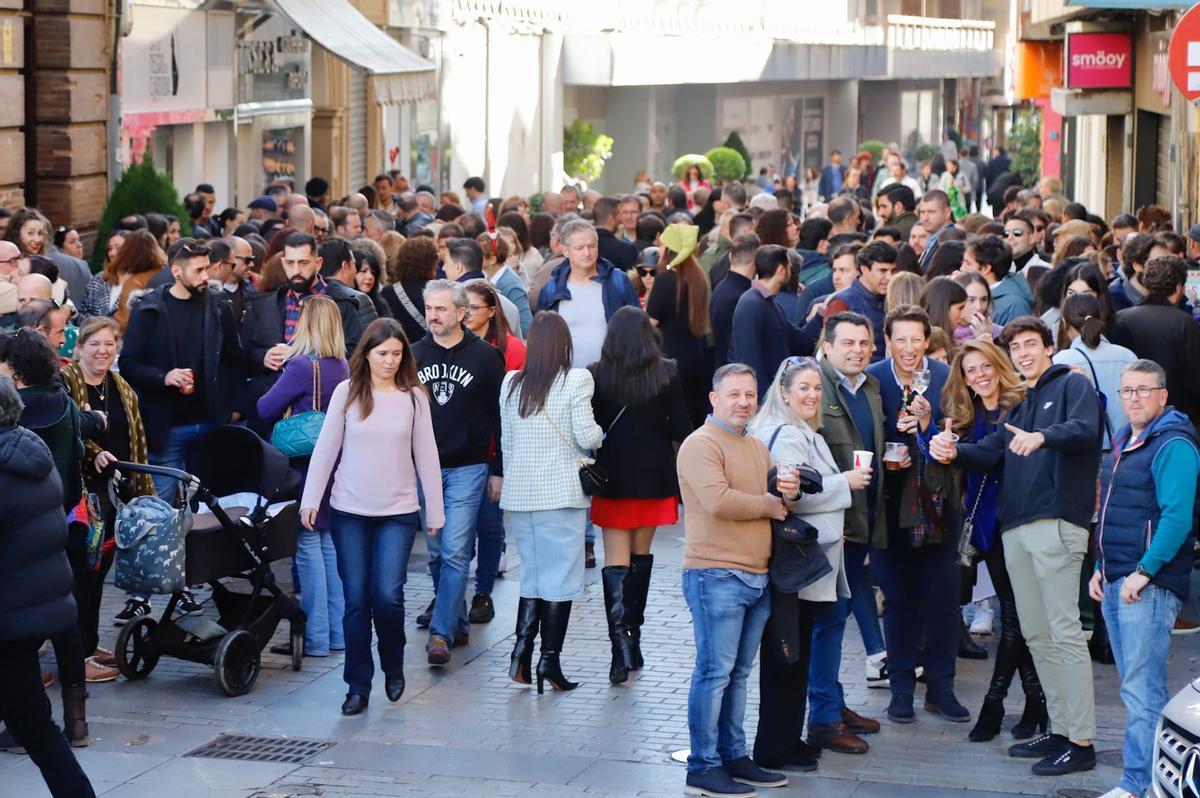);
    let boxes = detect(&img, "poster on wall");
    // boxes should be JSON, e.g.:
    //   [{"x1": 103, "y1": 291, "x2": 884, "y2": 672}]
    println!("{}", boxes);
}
[
  {"x1": 121, "y1": 6, "x2": 208, "y2": 113},
  {"x1": 262, "y1": 127, "x2": 300, "y2": 184}
]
